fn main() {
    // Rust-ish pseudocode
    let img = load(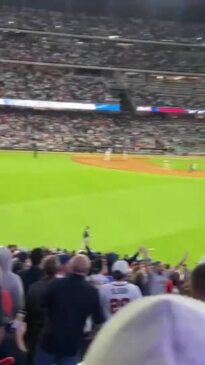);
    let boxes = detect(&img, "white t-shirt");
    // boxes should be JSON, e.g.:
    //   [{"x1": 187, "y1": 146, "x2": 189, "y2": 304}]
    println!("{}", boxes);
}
[
  {"x1": 89, "y1": 274, "x2": 109, "y2": 288},
  {"x1": 100, "y1": 281, "x2": 142, "y2": 320}
]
